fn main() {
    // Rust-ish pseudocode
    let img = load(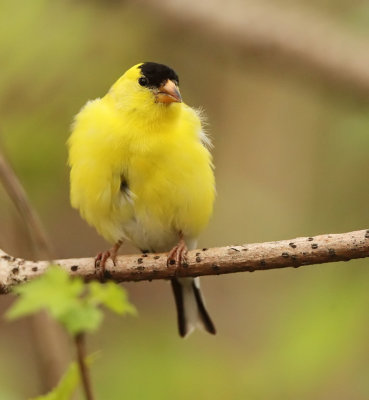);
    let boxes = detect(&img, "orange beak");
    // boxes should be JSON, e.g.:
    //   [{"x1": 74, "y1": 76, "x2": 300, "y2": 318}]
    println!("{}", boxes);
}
[{"x1": 156, "y1": 79, "x2": 182, "y2": 104}]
